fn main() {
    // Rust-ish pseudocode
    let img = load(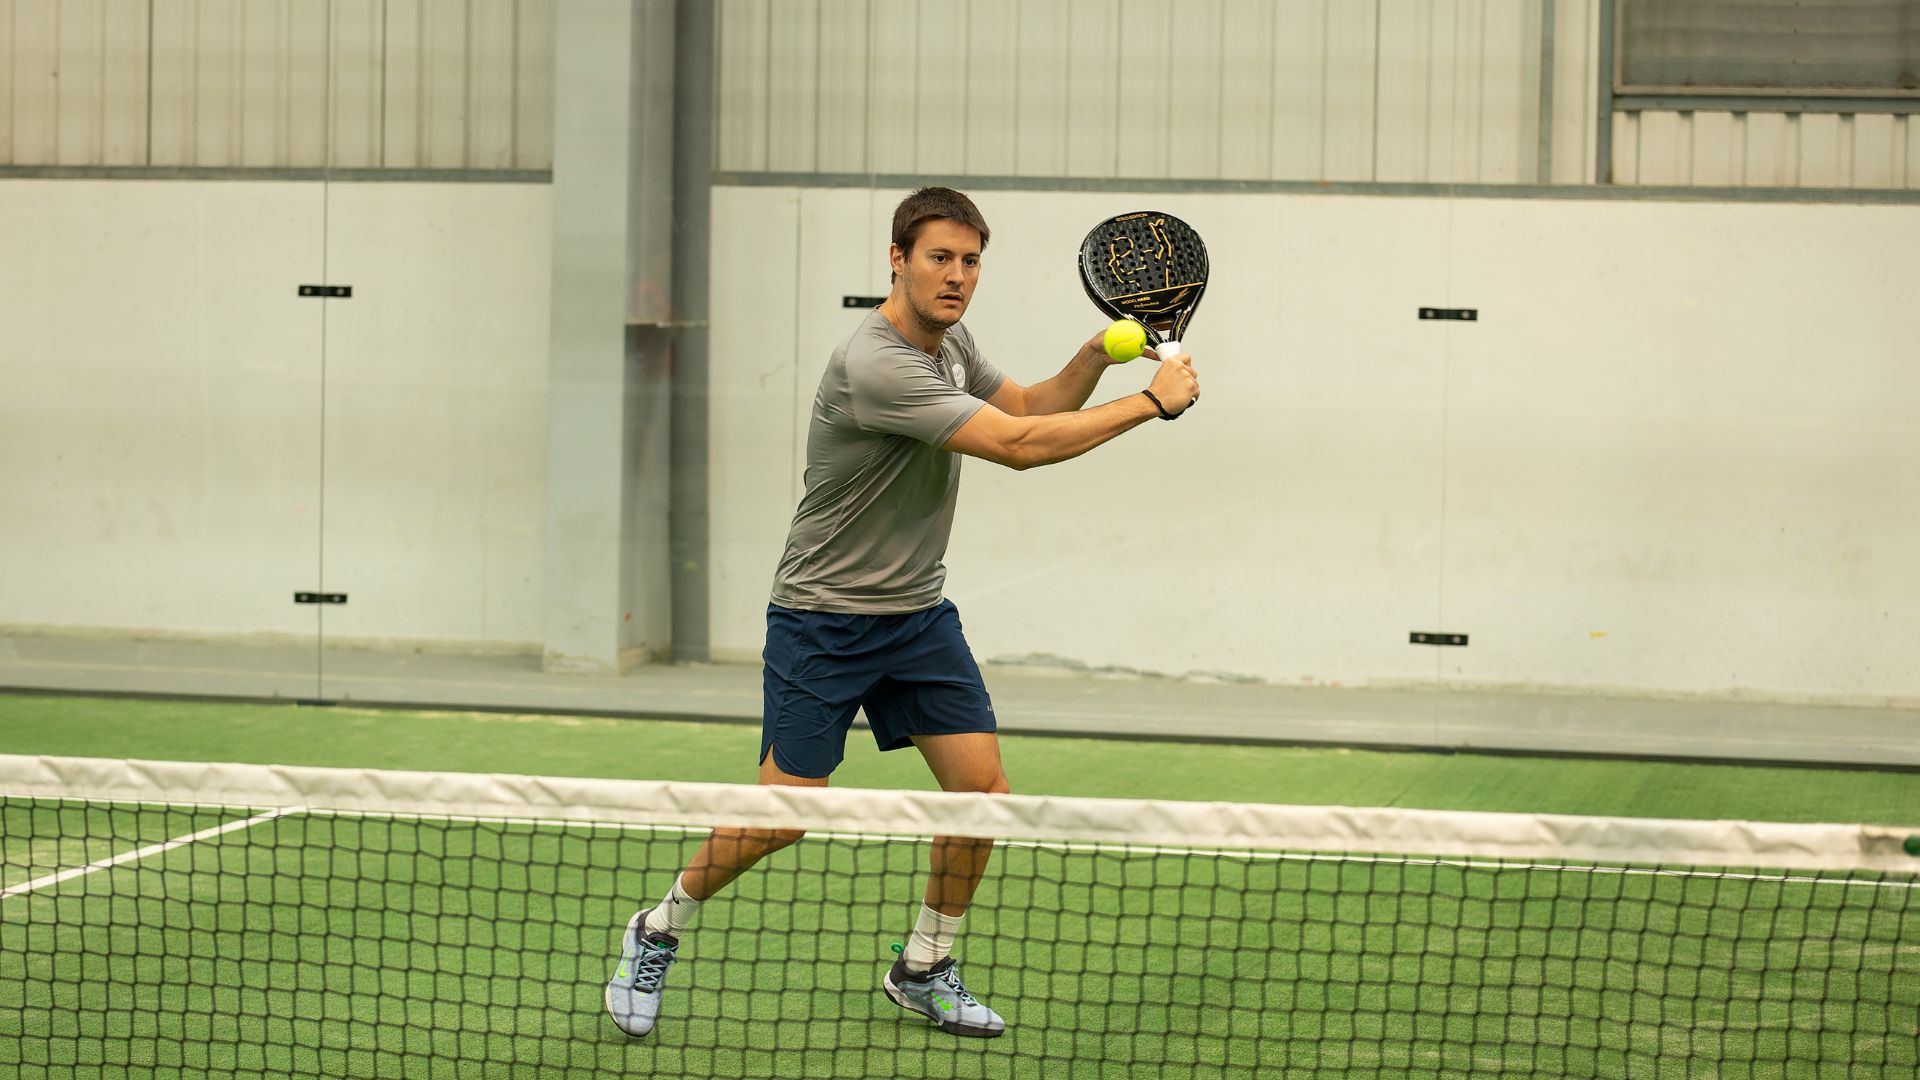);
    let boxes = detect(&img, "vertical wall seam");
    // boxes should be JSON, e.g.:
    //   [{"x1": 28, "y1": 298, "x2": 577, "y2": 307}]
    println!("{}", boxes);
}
[
  {"x1": 961, "y1": 0, "x2": 971, "y2": 171},
  {"x1": 1011, "y1": 0, "x2": 1022, "y2": 174},
  {"x1": 860, "y1": 0, "x2": 872, "y2": 173},
  {"x1": 146, "y1": 0, "x2": 155, "y2": 164},
  {"x1": 762, "y1": 0, "x2": 772, "y2": 171},
  {"x1": 509, "y1": 0, "x2": 519, "y2": 168},
  {"x1": 1213, "y1": 1, "x2": 1225, "y2": 177},
  {"x1": 1596, "y1": 0, "x2": 1614, "y2": 184},
  {"x1": 1107, "y1": 1, "x2": 1119, "y2": 178},
  {"x1": 1467, "y1": 0, "x2": 1480, "y2": 182},
  {"x1": 1161, "y1": 0, "x2": 1171, "y2": 178},
  {"x1": 463, "y1": 0, "x2": 473, "y2": 169},
  {"x1": 809, "y1": 0, "x2": 821, "y2": 172},
  {"x1": 290, "y1": 2, "x2": 299, "y2": 165},
  {"x1": 1318, "y1": 0, "x2": 1329, "y2": 178},
  {"x1": 1423, "y1": 3, "x2": 1434, "y2": 181},
  {"x1": 95, "y1": 2, "x2": 107, "y2": 164},
  {"x1": 379, "y1": 0, "x2": 388, "y2": 168},
  {"x1": 51, "y1": 0, "x2": 60, "y2": 162},
  {"x1": 1537, "y1": 0, "x2": 1555, "y2": 184},
  {"x1": 1259, "y1": 0, "x2": 1274, "y2": 176},
  {"x1": 1369, "y1": 0, "x2": 1380, "y2": 182},
  {"x1": 416, "y1": 0, "x2": 425, "y2": 166}
]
